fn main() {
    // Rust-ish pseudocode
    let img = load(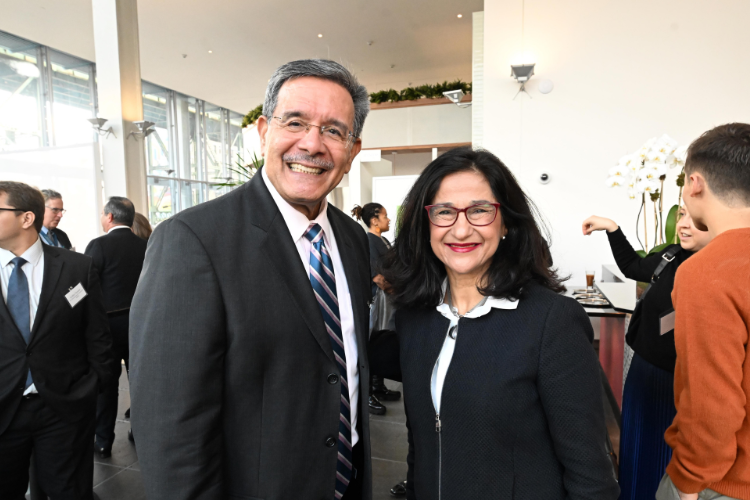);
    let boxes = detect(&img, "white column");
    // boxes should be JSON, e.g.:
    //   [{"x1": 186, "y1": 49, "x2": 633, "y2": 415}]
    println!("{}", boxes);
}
[{"x1": 91, "y1": 0, "x2": 148, "y2": 214}]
